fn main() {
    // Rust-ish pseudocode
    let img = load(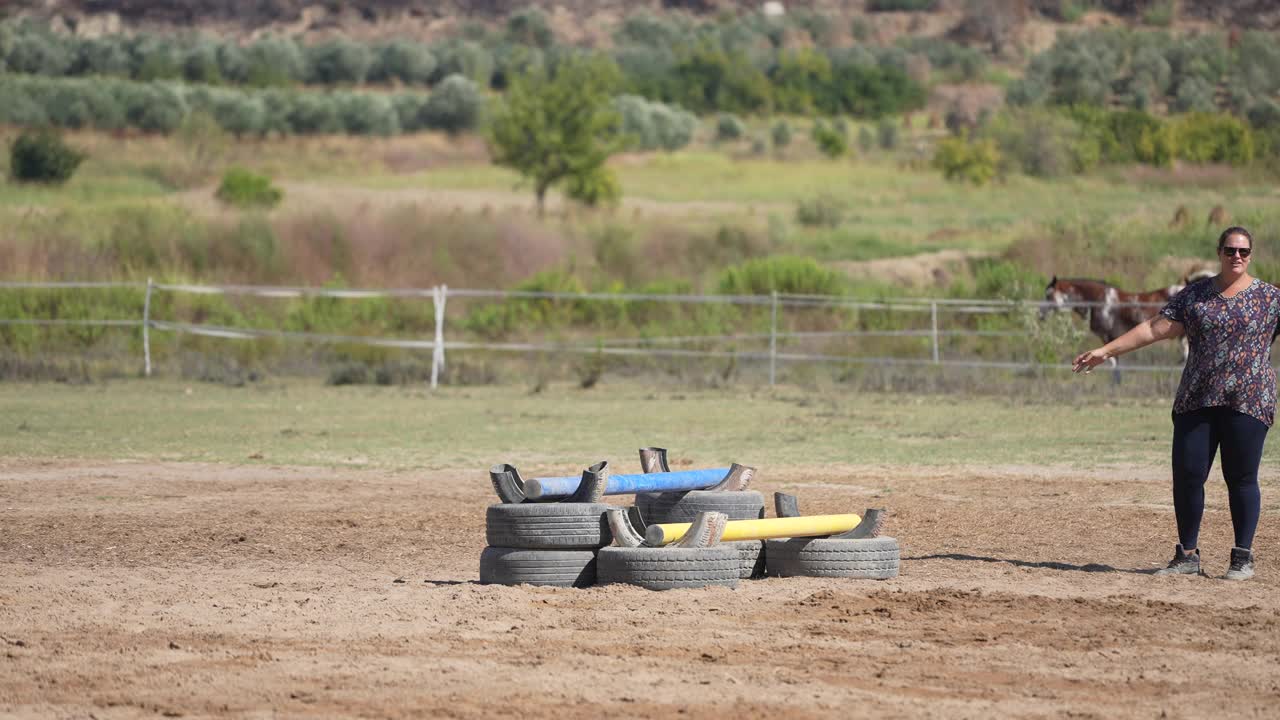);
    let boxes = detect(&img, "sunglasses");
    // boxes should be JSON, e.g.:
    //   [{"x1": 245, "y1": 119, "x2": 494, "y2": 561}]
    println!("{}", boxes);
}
[{"x1": 1221, "y1": 246, "x2": 1252, "y2": 258}]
